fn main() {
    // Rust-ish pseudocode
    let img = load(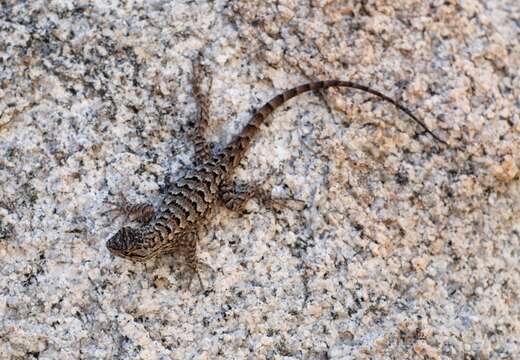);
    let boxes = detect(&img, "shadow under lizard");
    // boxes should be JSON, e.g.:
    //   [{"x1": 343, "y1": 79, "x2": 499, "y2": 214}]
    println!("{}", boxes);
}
[{"x1": 105, "y1": 60, "x2": 447, "y2": 288}]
